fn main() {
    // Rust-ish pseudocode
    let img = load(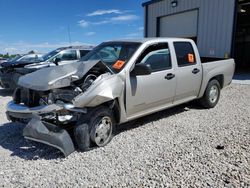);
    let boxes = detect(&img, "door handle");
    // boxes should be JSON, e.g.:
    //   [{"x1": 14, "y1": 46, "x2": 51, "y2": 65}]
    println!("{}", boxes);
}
[
  {"x1": 192, "y1": 68, "x2": 200, "y2": 74},
  {"x1": 165, "y1": 73, "x2": 175, "y2": 80}
]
